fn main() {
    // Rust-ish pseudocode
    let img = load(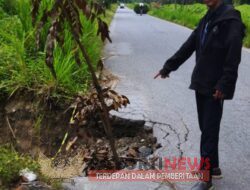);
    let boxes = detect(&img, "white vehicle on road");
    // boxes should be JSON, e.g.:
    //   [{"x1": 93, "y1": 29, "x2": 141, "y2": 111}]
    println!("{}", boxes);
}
[{"x1": 120, "y1": 3, "x2": 125, "y2": 9}]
